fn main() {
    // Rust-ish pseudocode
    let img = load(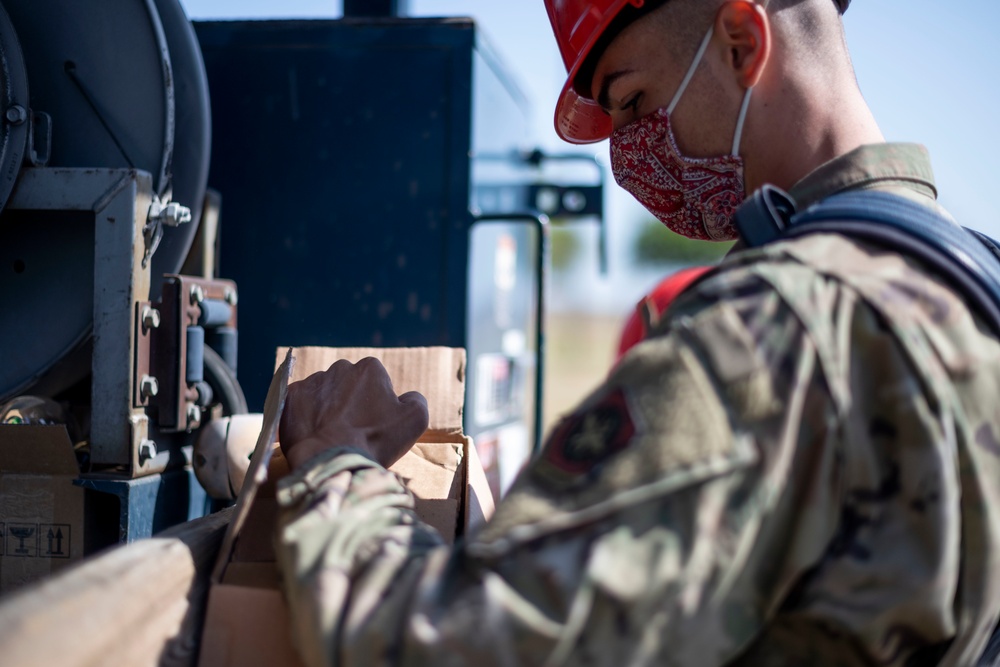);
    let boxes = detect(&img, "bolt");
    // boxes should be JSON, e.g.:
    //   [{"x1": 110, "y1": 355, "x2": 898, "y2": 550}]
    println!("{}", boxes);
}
[
  {"x1": 139, "y1": 439, "x2": 157, "y2": 462},
  {"x1": 161, "y1": 202, "x2": 192, "y2": 227},
  {"x1": 225, "y1": 288, "x2": 238, "y2": 306},
  {"x1": 187, "y1": 404, "x2": 202, "y2": 426},
  {"x1": 148, "y1": 200, "x2": 191, "y2": 227},
  {"x1": 141, "y1": 306, "x2": 161, "y2": 330},
  {"x1": 140, "y1": 375, "x2": 159, "y2": 398},
  {"x1": 190, "y1": 284, "x2": 205, "y2": 305},
  {"x1": 5, "y1": 105, "x2": 26, "y2": 125}
]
